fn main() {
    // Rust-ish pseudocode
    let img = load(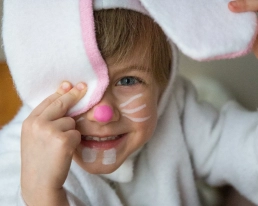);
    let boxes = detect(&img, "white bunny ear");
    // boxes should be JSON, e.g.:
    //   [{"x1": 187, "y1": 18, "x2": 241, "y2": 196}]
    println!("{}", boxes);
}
[
  {"x1": 2, "y1": 0, "x2": 109, "y2": 116},
  {"x1": 94, "y1": 0, "x2": 257, "y2": 60},
  {"x1": 140, "y1": 0, "x2": 258, "y2": 60}
]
